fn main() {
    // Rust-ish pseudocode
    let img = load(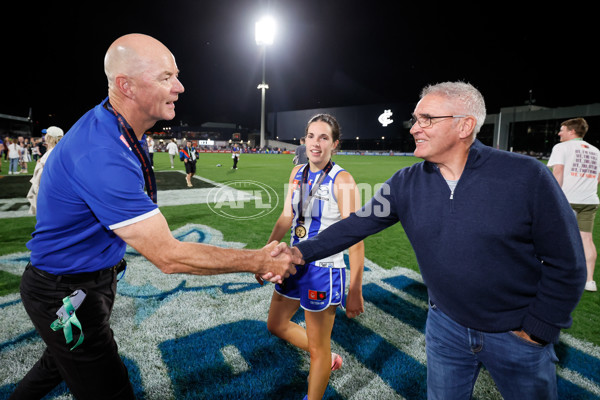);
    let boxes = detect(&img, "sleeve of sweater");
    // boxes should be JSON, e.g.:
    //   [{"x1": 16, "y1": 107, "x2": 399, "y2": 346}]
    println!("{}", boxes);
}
[
  {"x1": 522, "y1": 163, "x2": 587, "y2": 344},
  {"x1": 296, "y1": 176, "x2": 400, "y2": 263}
]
